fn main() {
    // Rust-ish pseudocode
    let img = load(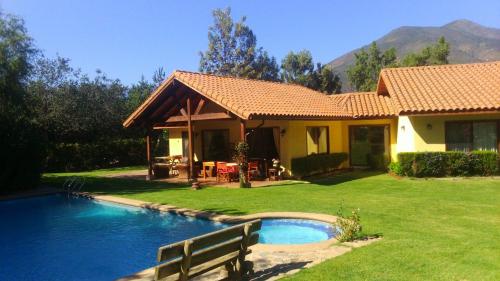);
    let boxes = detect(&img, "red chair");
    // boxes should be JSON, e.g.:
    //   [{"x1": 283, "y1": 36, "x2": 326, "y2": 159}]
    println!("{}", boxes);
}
[
  {"x1": 248, "y1": 161, "x2": 259, "y2": 181},
  {"x1": 216, "y1": 162, "x2": 230, "y2": 183}
]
